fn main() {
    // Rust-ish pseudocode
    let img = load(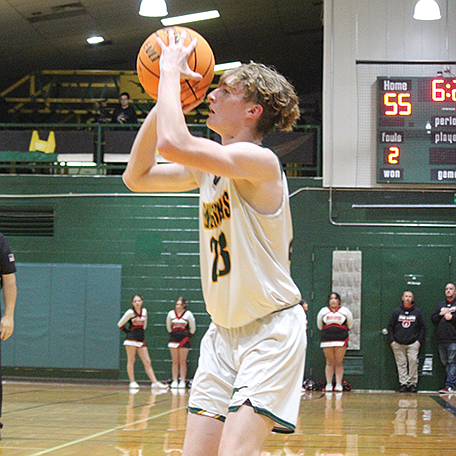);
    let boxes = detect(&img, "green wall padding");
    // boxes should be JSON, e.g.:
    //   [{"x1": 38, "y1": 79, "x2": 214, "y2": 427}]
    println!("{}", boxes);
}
[{"x1": 2, "y1": 263, "x2": 122, "y2": 370}]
